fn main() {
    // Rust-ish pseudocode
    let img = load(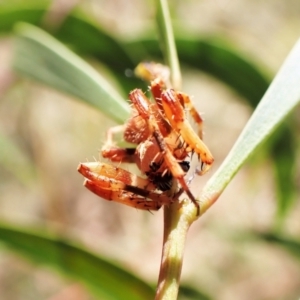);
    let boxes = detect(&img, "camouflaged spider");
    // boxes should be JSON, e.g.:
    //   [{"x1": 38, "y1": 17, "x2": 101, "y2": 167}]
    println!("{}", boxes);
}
[{"x1": 78, "y1": 62, "x2": 214, "y2": 214}]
